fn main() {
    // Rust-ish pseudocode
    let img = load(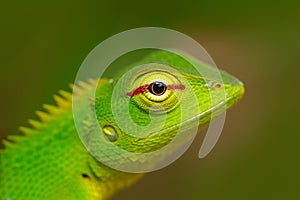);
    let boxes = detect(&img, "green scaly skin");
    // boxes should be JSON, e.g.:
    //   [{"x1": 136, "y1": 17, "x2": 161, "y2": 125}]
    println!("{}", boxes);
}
[{"x1": 0, "y1": 50, "x2": 245, "y2": 199}]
